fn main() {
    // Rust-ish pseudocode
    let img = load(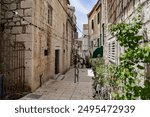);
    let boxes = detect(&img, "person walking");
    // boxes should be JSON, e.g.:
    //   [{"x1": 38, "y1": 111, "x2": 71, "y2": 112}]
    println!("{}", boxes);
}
[{"x1": 80, "y1": 58, "x2": 84, "y2": 69}]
